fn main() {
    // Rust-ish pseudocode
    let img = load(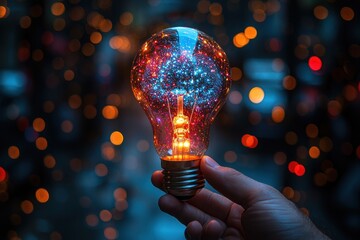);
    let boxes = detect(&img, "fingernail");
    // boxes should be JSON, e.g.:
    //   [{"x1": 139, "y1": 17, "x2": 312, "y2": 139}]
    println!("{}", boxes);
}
[{"x1": 205, "y1": 157, "x2": 219, "y2": 168}]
